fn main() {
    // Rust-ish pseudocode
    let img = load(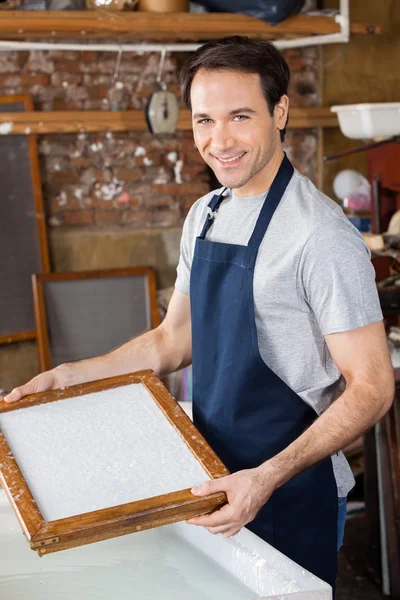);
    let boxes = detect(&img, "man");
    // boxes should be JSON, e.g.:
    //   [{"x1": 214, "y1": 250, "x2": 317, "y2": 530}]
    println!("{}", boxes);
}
[{"x1": 5, "y1": 36, "x2": 394, "y2": 589}]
